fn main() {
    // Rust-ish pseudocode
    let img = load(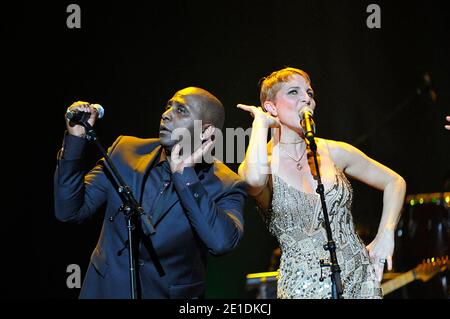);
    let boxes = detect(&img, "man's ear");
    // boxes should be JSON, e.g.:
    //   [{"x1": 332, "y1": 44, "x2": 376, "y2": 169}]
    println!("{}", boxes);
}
[
  {"x1": 263, "y1": 101, "x2": 278, "y2": 117},
  {"x1": 201, "y1": 124, "x2": 215, "y2": 141}
]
